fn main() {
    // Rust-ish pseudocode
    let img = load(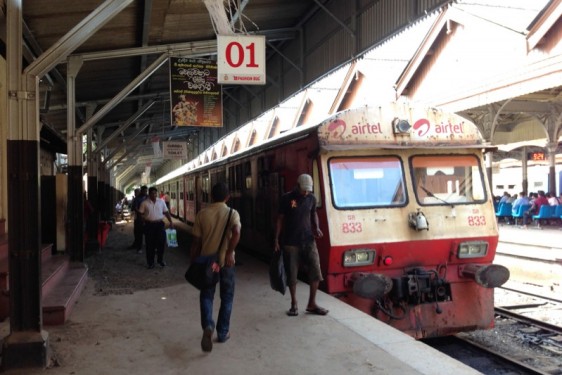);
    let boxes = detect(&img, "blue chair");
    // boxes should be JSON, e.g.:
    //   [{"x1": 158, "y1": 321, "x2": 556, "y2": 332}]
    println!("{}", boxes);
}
[
  {"x1": 532, "y1": 205, "x2": 554, "y2": 228},
  {"x1": 512, "y1": 203, "x2": 531, "y2": 226},
  {"x1": 554, "y1": 205, "x2": 562, "y2": 223},
  {"x1": 495, "y1": 202, "x2": 512, "y2": 224}
]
